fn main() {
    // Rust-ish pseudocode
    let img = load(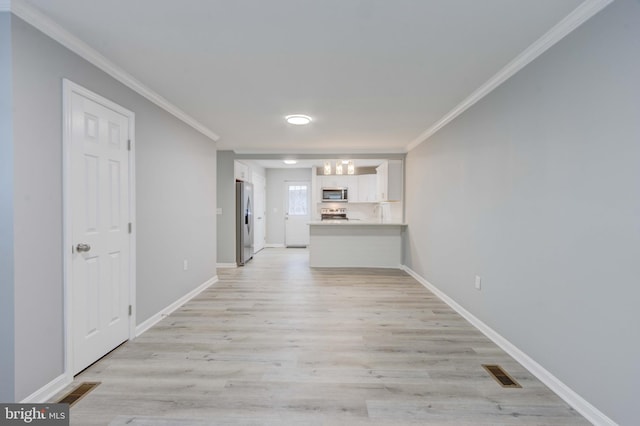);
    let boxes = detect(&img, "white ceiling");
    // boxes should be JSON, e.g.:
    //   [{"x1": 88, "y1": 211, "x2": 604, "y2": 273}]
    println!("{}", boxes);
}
[{"x1": 21, "y1": 0, "x2": 585, "y2": 154}]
